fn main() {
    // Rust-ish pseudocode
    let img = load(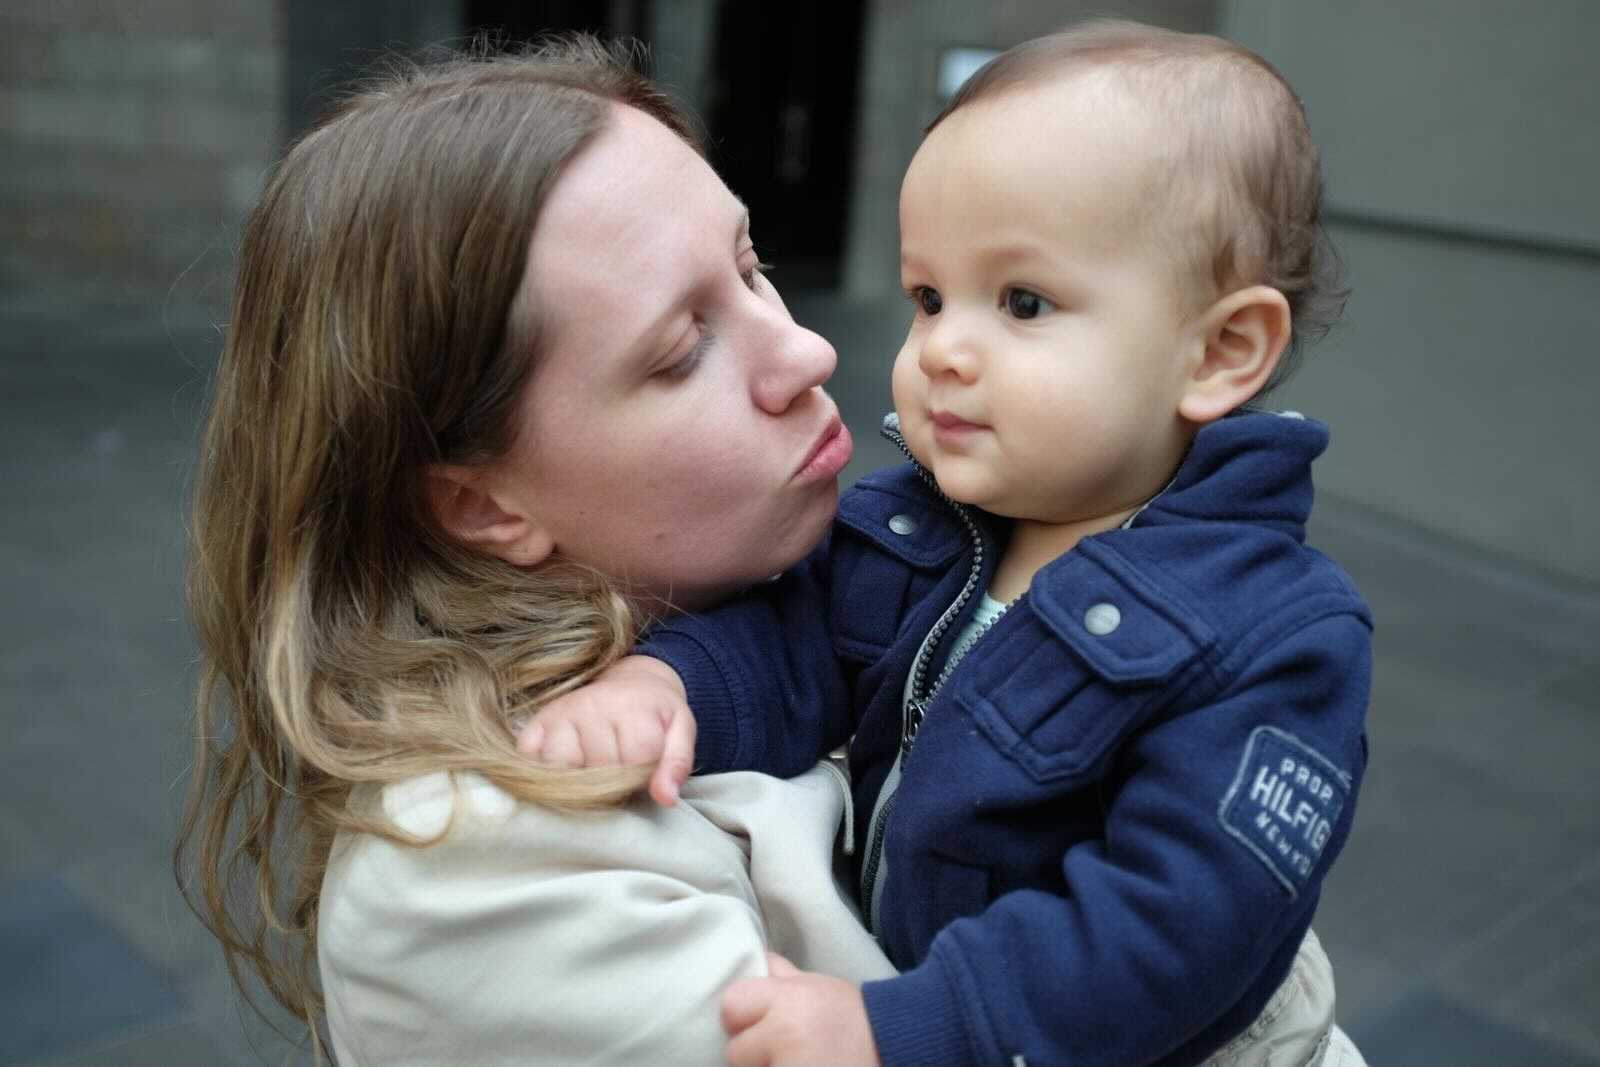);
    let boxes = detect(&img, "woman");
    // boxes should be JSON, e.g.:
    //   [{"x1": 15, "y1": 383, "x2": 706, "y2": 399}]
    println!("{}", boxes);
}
[{"x1": 177, "y1": 37, "x2": 886, "y2": 1065}]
